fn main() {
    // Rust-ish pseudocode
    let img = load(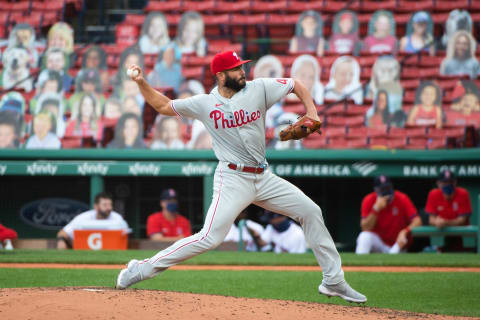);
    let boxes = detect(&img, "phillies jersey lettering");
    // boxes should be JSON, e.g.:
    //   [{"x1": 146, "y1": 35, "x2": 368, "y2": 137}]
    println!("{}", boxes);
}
[
  {"x1": 171, "y1": 78, "x2": 294, "y2": 166},
  {"x1": 209, "y1": 109, "x2": 262, "y2": 129}
]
